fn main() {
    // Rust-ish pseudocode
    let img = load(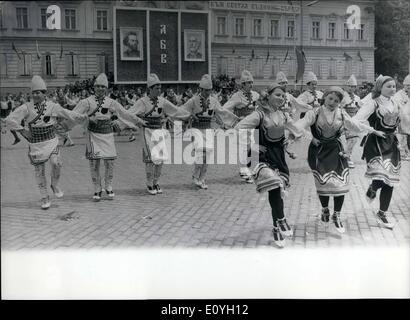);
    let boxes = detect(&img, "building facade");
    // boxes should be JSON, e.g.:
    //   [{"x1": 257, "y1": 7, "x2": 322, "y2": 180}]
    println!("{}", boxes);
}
[{"x1": 0, "y1": 0, "x2": 375, "y2": 93}]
